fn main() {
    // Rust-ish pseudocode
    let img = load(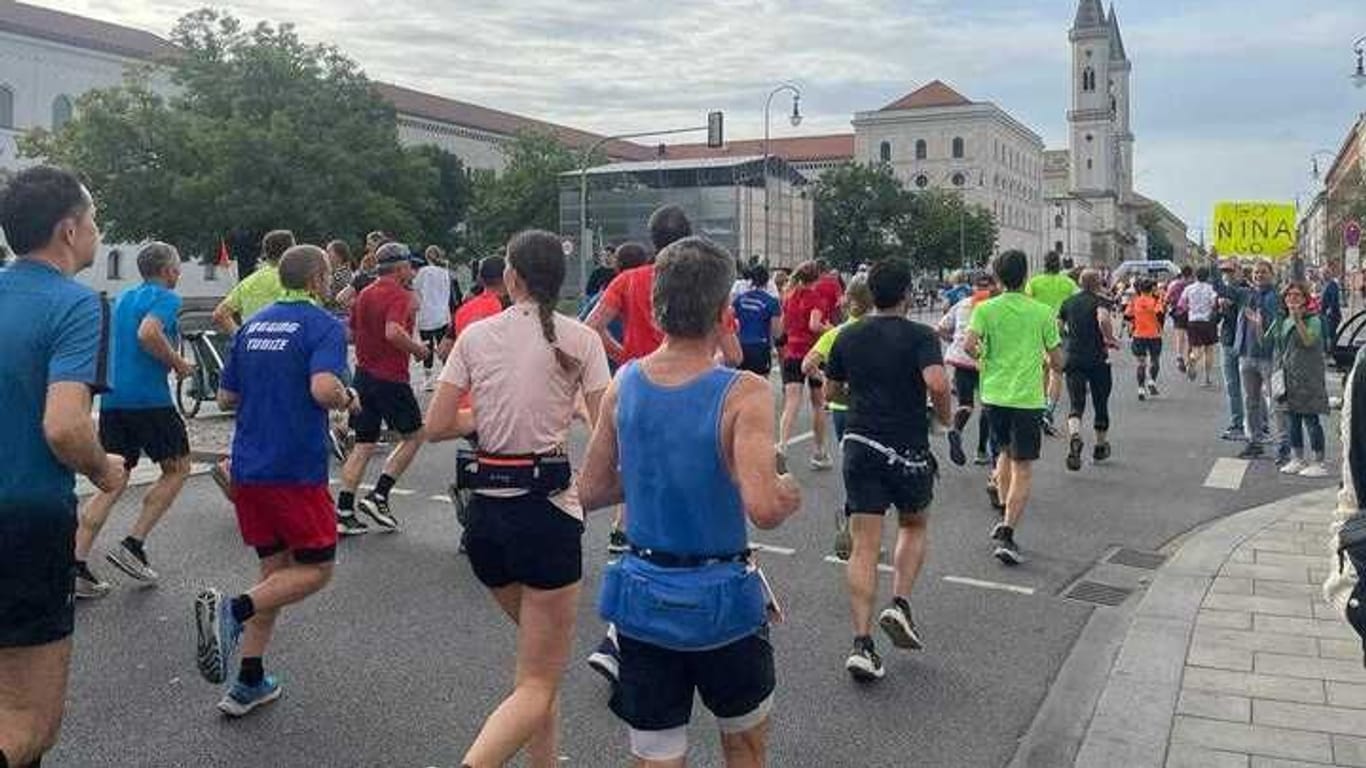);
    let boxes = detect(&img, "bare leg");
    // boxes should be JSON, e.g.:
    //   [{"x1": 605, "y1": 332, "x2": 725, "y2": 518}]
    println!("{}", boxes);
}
[
  {"x1": 75, "y1": 472, "x2": 130, "y2": 561},
  {"x1": 129, "y1": 456, "x2": 191, "y2": 541},
  {"x1": 0, "y1": 638, "x2": 72, "y2": 766},
  {"x1": 1003, "y1": 459, "x2": 1033, "y2": 529},
  {"x1": 340, "y1": 442, "x2": 376, "y2": 494},
  {"x1": 994, "y1": 454, "x2": 1013, "y2": 503},
  {"x1": 891, "y1": 514, "x2": 929, "y2": 600},
  {"x1": 720, "y1": 719, "x2": 770, "y2": 768},
  {"x1": 379, "y1": 429, "x2": 427, "y2": 482},
  {"x1": 239, "y1": 553, "x2": 333, "y2": 660},
  {"x1": 808, "y1": 385, "x2": 828, "y2": 457},
  {"x1": 846, "y1": 514, "x2": 883, "y2": 636},
  {"x1": 777, "y1": 383, "x2": 803, "y2": 449}
]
